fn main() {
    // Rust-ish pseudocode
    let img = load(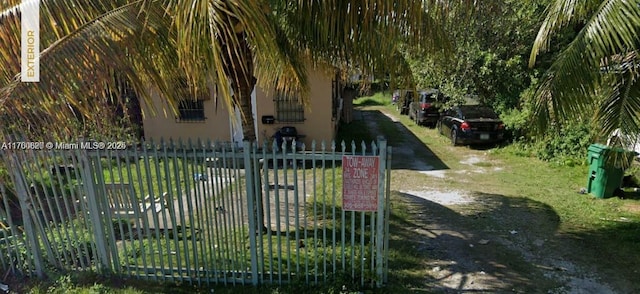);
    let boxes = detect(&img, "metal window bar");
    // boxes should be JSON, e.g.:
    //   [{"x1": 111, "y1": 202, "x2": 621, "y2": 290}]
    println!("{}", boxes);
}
[
  {"x1": 275, "y1": 94, "x2": 304, "y2": 122},
  {"x1": 177, "y1": 100, "x2": 205, "y2": 122}
]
